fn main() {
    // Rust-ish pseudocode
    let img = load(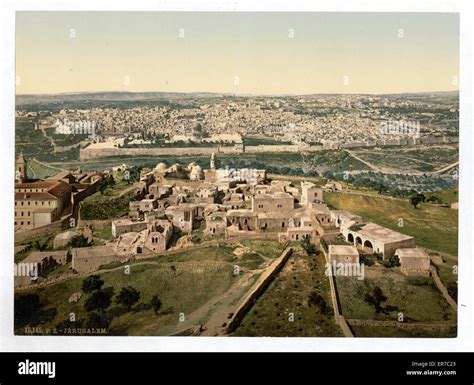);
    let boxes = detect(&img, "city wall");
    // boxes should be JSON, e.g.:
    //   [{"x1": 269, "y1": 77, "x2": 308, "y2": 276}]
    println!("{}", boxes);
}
[
  {"x1": 79, "y1": 136, "x2": 458, "y2": 160},
  {"x1": 79, "y1": 144, "x2": 313, "y2": 160}
]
